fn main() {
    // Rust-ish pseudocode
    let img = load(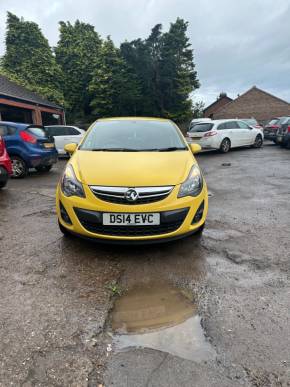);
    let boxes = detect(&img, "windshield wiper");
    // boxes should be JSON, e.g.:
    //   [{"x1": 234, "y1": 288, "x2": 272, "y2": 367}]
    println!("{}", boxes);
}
[
  {"x1": 157, "y1": 147, "x2": 187, "y2": 152},
  {"x1": 90, "y1": 148, "x2": 140, "y2": 152}
]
